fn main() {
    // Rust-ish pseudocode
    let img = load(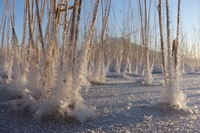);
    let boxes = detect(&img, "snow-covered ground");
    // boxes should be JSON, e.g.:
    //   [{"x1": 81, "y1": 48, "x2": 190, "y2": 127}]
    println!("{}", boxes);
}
[{"x1": 0, "y1": 73, "x2": 200, "y2": 132}]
